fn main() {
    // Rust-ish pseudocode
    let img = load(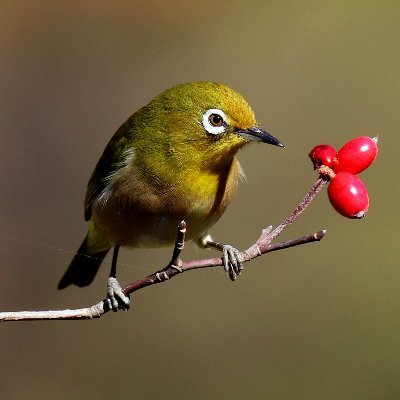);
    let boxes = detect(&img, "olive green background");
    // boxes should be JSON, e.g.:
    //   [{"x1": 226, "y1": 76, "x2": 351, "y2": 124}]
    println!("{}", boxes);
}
[{"x1": 1, "y1": 1, "x2": 399, "y2": 399}]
